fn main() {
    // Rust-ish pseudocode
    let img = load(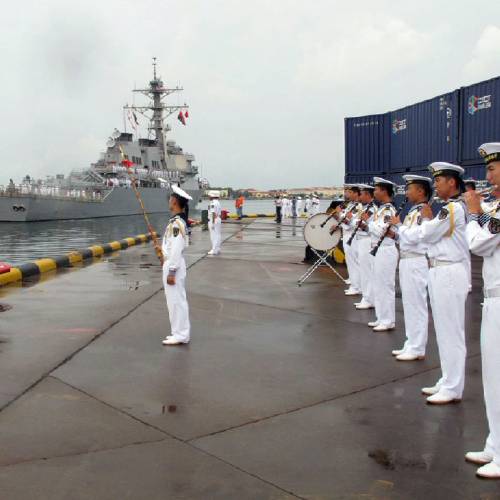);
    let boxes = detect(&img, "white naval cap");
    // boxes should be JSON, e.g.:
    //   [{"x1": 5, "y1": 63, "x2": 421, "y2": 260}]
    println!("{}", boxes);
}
[
  {"x1": 478, "y1": 142, "x2": 500, "y2": 165},
  {"x1": 172, "y1": 184, "x2": 193, "y2": 200},
  {"x1": 358, "y1": 183, "x2": 374, "y2": 191},
  {"x1": 208, "y1": 190, "x2": 220, "y2": 198},
  {"x1": 373, "y1": 177, "x2": 397, "y2": 187},
  {"x1": 402, "y1": 174, "x2": 433, "y2": 186},
  {"x1": 297, "y1": 196, "x2": 302, "y2": 200},
  {"x1": 428, "y1": 162, "x2": 464, "y2": 177}
]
